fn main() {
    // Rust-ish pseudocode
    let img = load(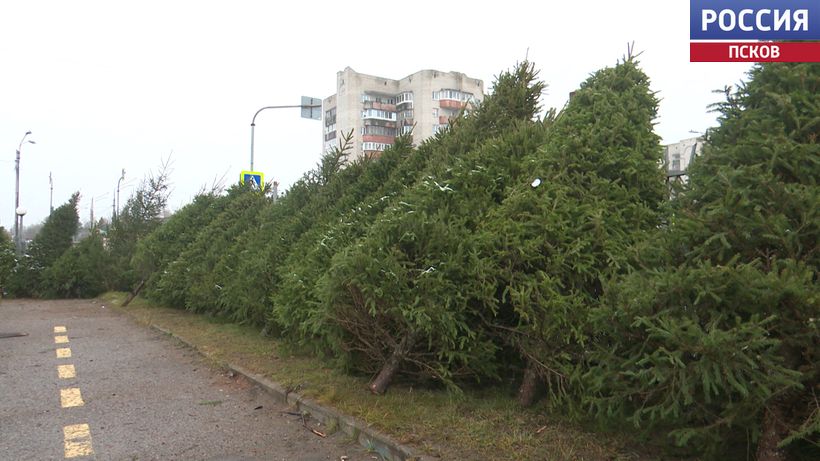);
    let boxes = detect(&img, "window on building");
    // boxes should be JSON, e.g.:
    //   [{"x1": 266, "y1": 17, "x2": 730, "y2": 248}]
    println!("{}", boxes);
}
[
  {"x1": 362, "y1": 109, "x2": 397, "y2": 121},
  {"x1": 361, "y1": 125, "x2": 397, "y2": 137},
  {"x1": 396, "y1": 92, "x2": 414, "y2": 105},
  {"x1": 362, "y1": 94, "x2": 396, "y2": 105},
  {"x1": 671, "y1": 154, "x2": 681, "y2": 170},
  {"x1": 362, "y1": 142, "x2": 391, "y2": 152},
  {"x1": 433, "y1": 89, "x2": 475, "y2": 102},
  {"x1": 324, "y1": 107, "x2": 337, "y2": 126}
]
